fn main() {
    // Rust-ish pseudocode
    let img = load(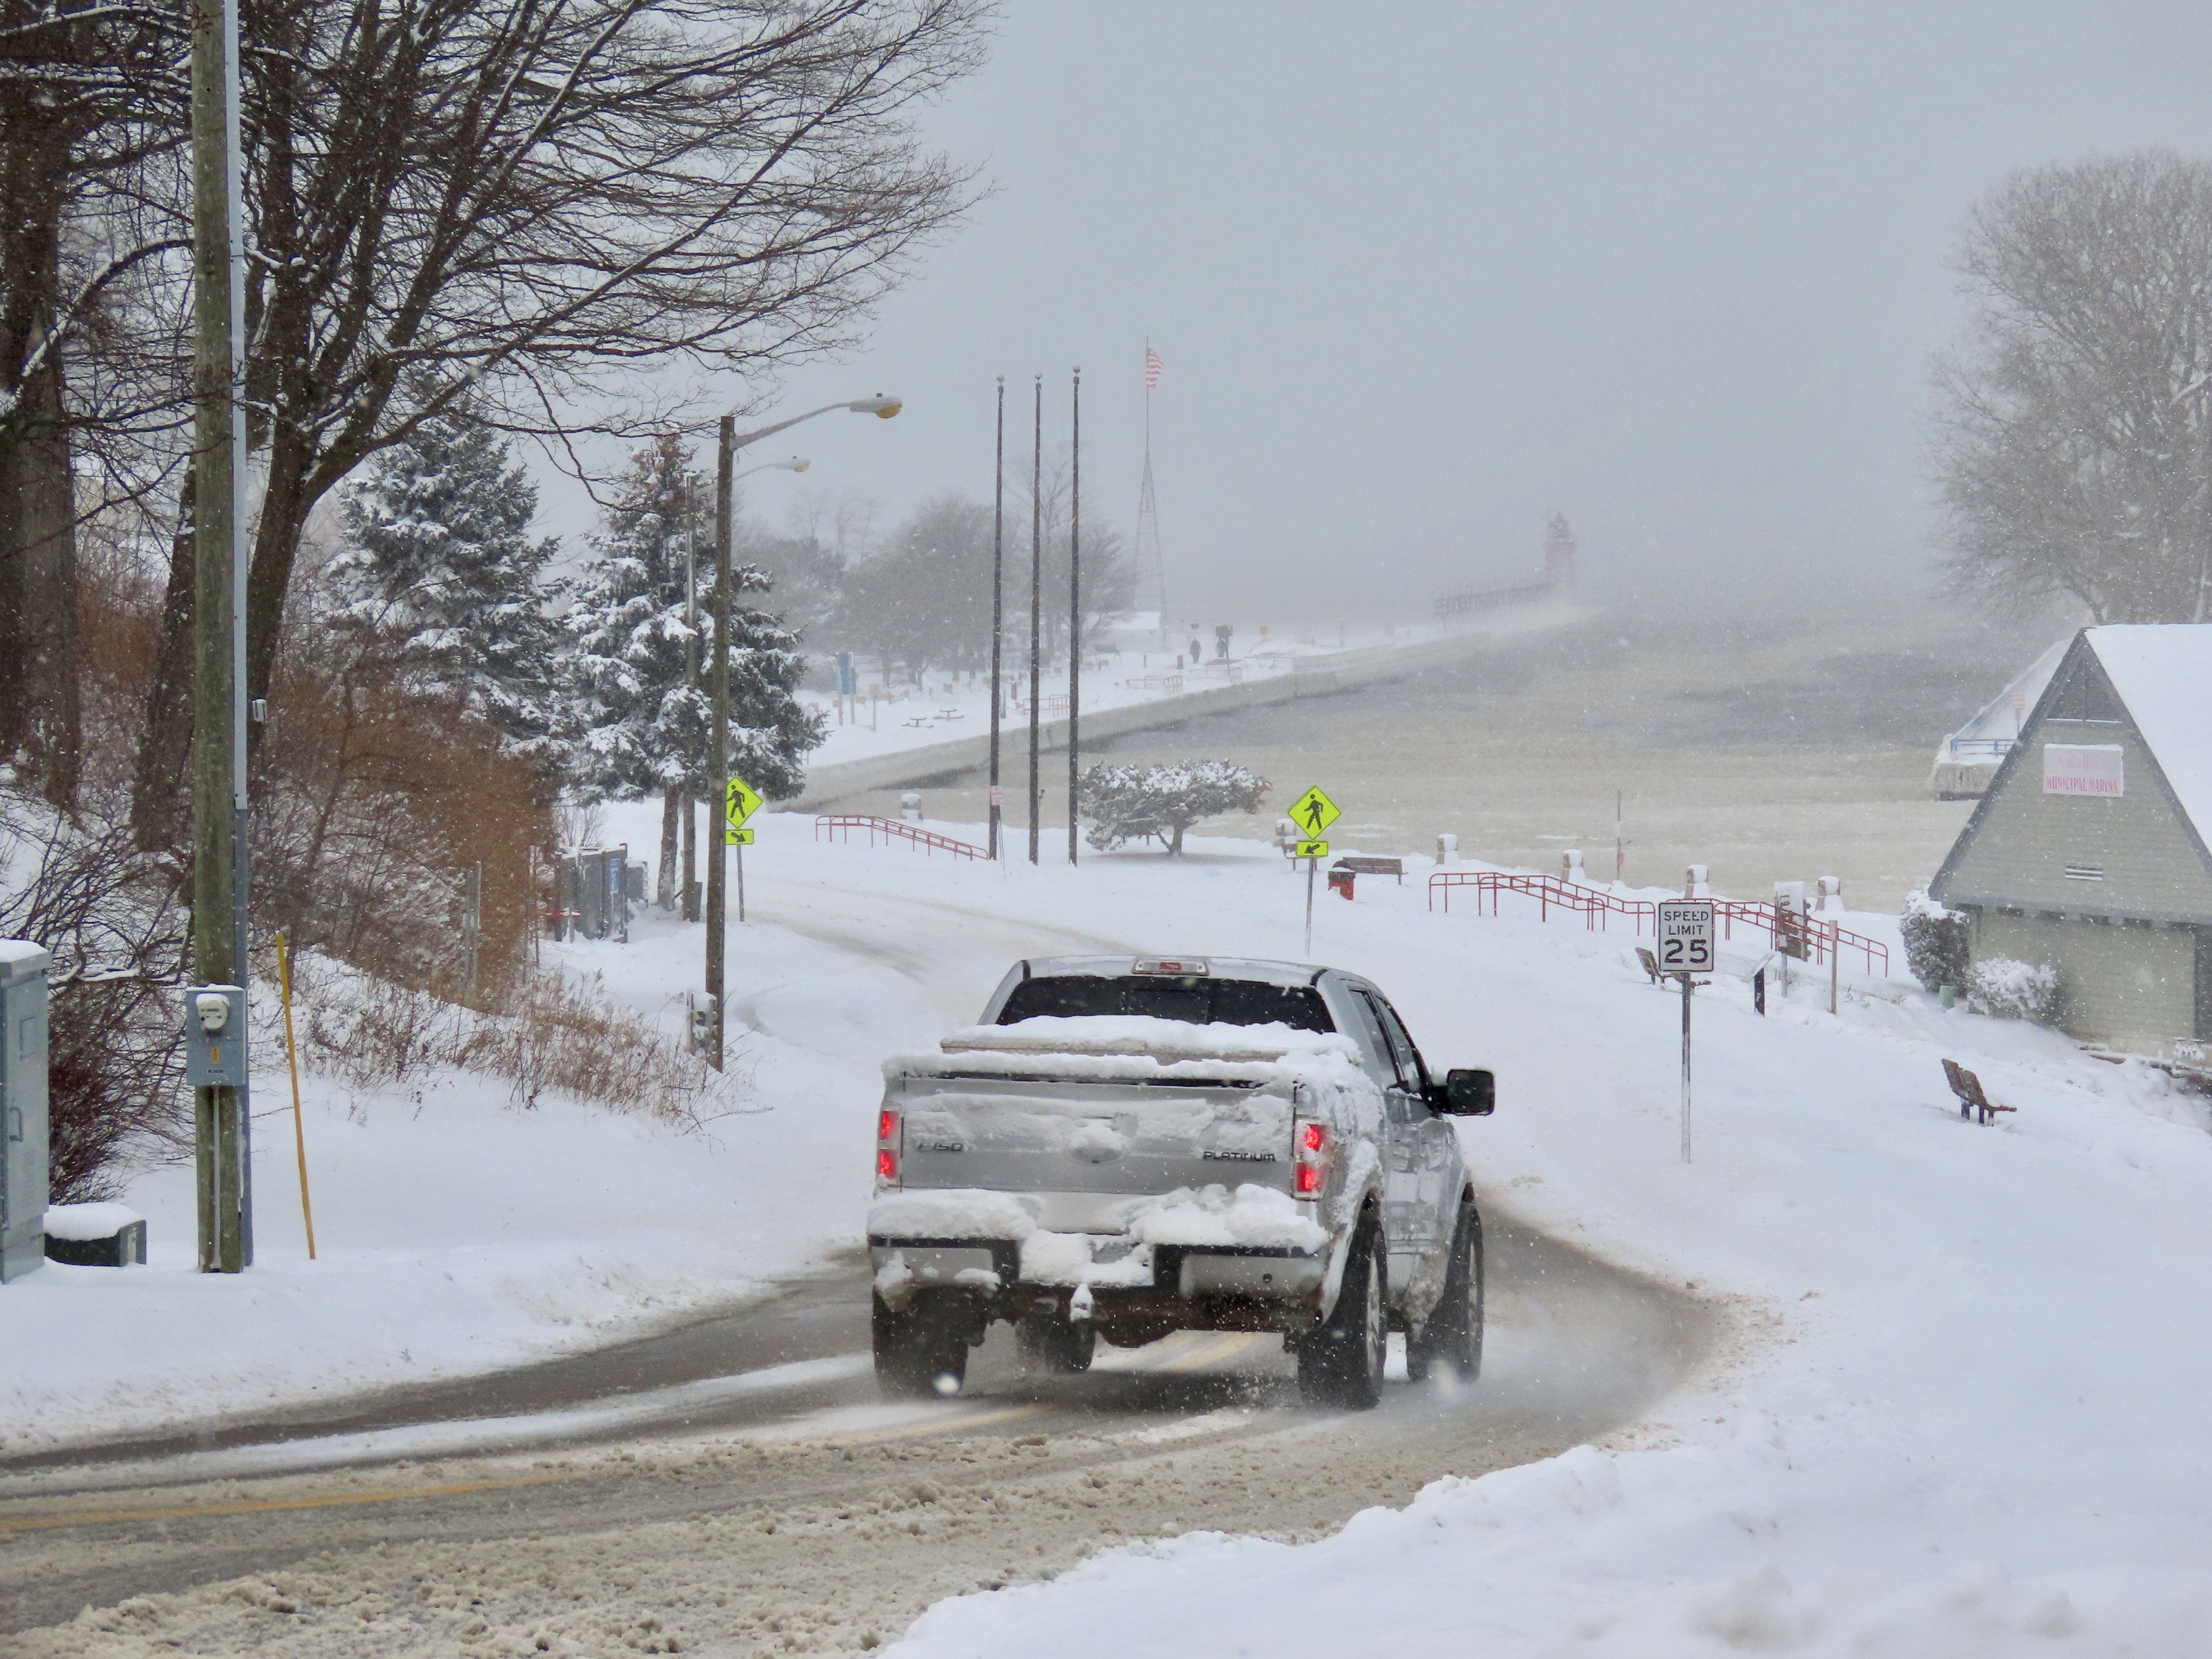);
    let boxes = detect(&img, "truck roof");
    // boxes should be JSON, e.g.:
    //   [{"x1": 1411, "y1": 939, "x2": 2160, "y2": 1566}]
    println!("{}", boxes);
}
[{"x1": 1016, "y1": 955, "x2": 1331, "y2": 990}]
